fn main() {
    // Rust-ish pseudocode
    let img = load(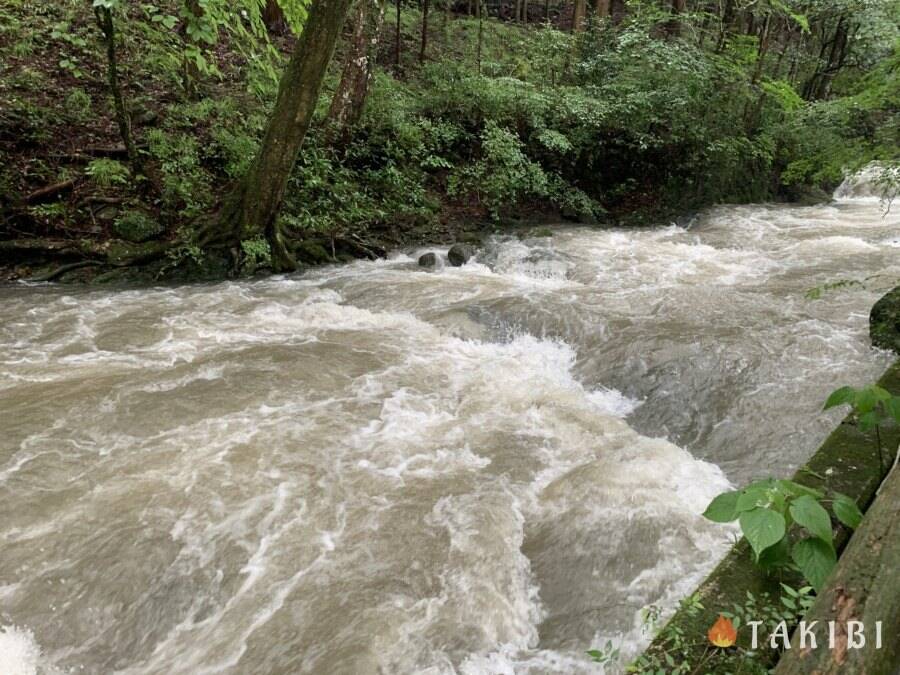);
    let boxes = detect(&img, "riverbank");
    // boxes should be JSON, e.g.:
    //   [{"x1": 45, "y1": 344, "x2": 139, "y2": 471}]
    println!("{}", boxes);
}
[
  {"x1": 638, "y1": 297, "x2": 900, "y2": 673},
  {"x1": 7, "y1": 0, "x2": 892, "y2": 286}
]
